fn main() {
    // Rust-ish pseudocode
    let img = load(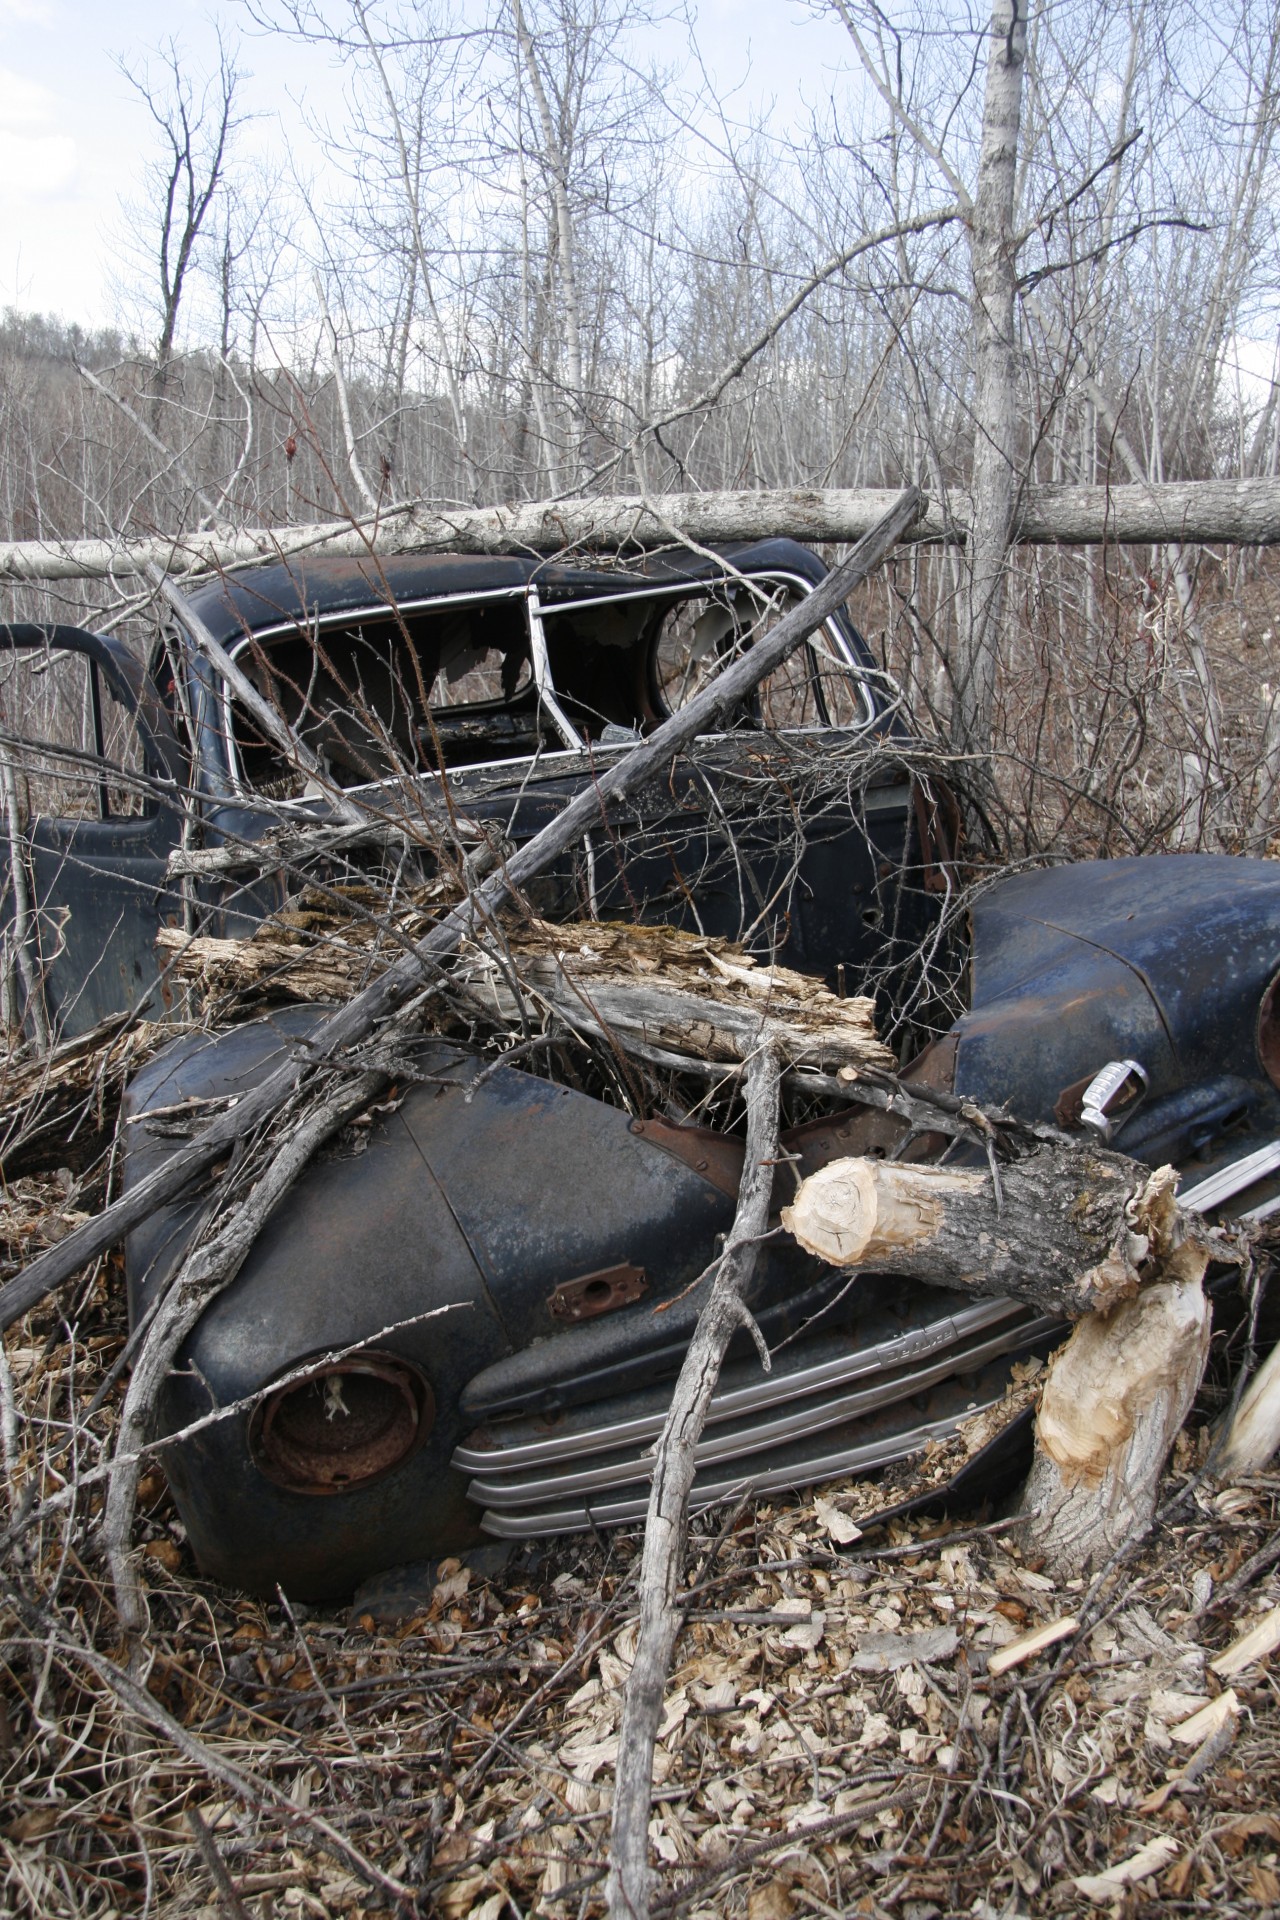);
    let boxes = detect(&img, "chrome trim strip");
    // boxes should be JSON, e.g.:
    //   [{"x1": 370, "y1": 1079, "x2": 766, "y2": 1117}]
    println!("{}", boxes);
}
[
  {"x1": 451, "y1": 1297, "x2": 1033, "y2": 1474},
  {"x1": 1179, "y1": 1140, "x2": 1280, "y2": 1213},
  {"x1": 1243, "y1": 1192, "x2": 1280, "y2": 1223},
  {"x1": 461, "y1": 1316, "x2": 1058, "y2": 1510},
  {"x1": 474, "y1": 1396, "x2": 1006, "y2": 1537}
]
